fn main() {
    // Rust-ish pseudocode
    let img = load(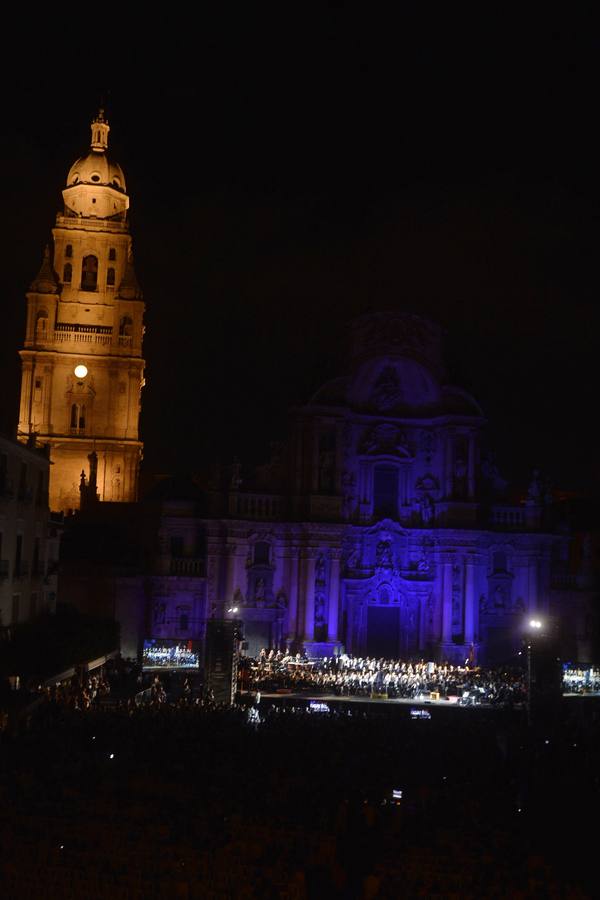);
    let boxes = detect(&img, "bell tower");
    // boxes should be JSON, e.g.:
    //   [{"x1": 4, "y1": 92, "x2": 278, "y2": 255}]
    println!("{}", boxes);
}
[{"x1": 18, "y1": 109, "x2": 145, "y2": 513}]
